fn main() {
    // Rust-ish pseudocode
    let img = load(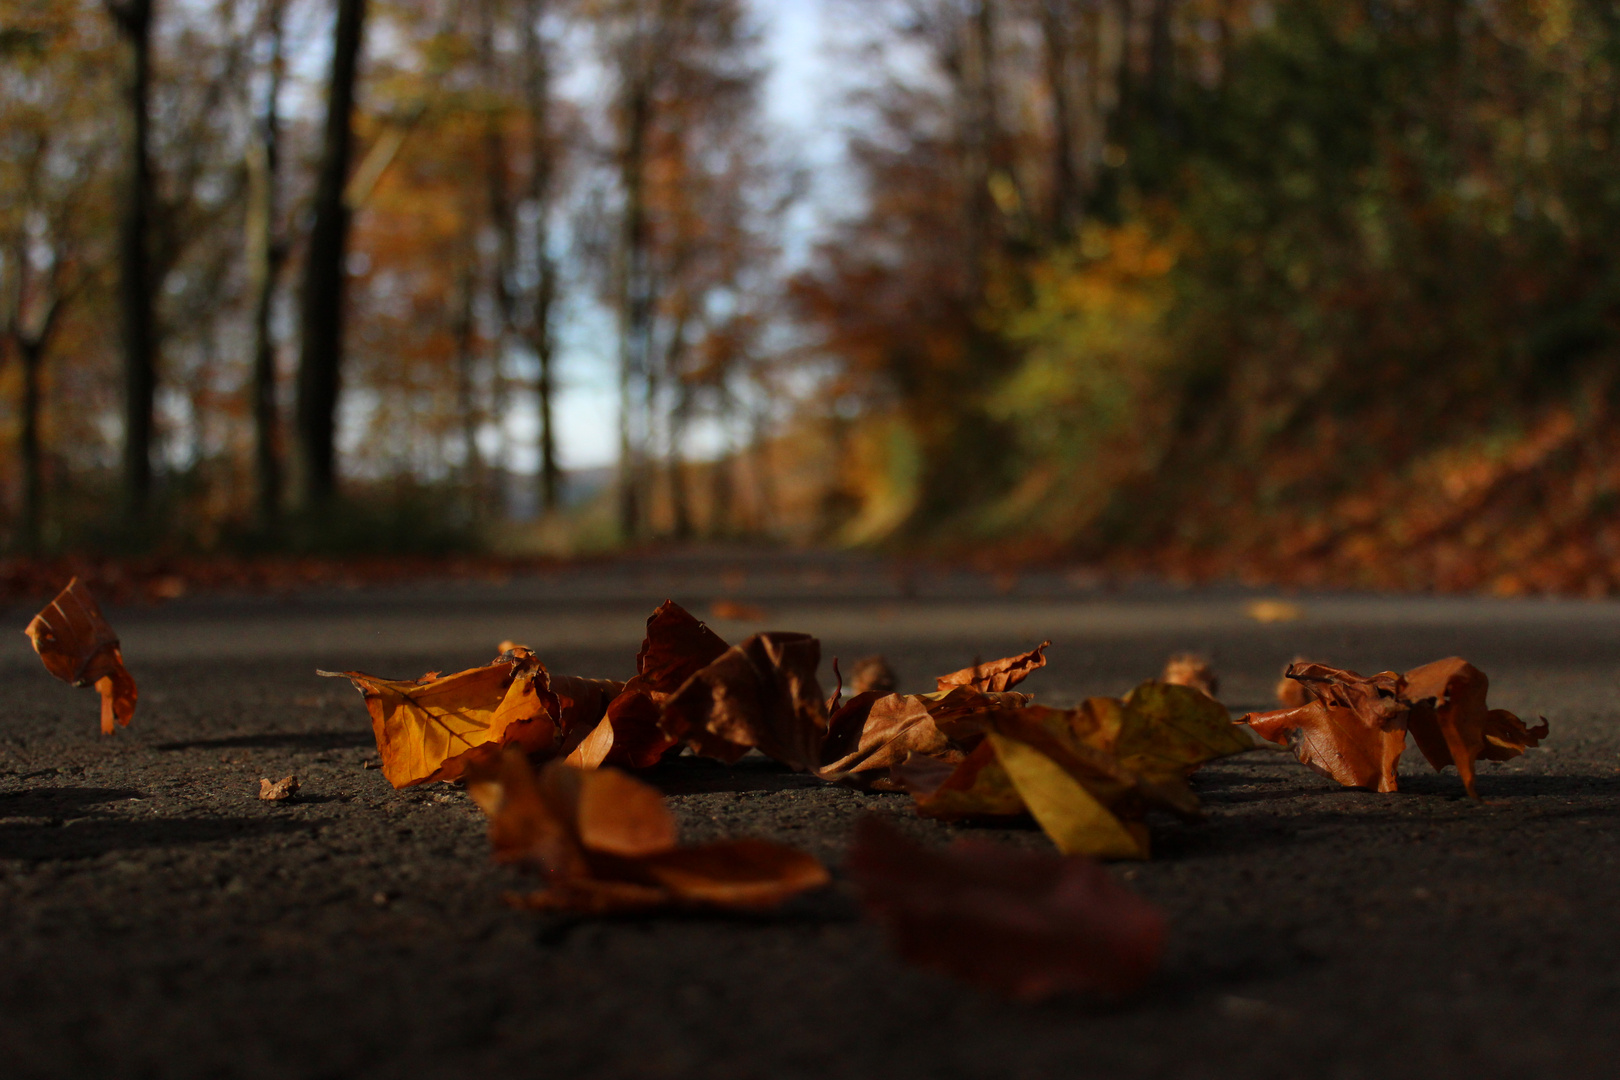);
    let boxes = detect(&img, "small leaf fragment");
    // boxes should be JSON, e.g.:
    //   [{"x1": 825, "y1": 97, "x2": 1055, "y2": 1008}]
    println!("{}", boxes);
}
[{"x1": 259, "y1": 776, "x2": 299, "y2": 801}]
